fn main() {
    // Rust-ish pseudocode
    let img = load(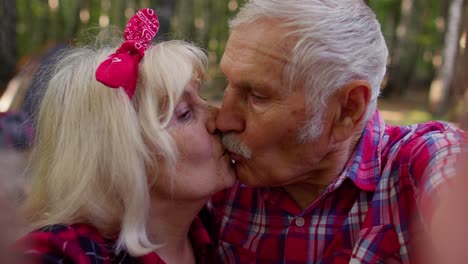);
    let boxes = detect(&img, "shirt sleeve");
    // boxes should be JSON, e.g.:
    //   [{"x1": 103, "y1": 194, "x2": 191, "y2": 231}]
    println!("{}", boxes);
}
[{"x1": 407, "y1": 122, "x2": 468, "y2": 224}]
